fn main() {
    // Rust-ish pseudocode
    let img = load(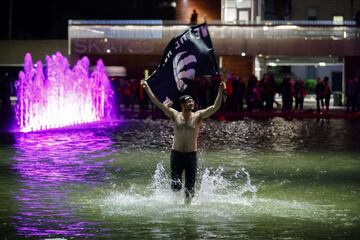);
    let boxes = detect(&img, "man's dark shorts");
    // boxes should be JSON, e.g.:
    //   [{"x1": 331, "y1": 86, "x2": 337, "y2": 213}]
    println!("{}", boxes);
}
[{"x1": 170, "y1": 150, "x2": 197, "y2": 195}]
